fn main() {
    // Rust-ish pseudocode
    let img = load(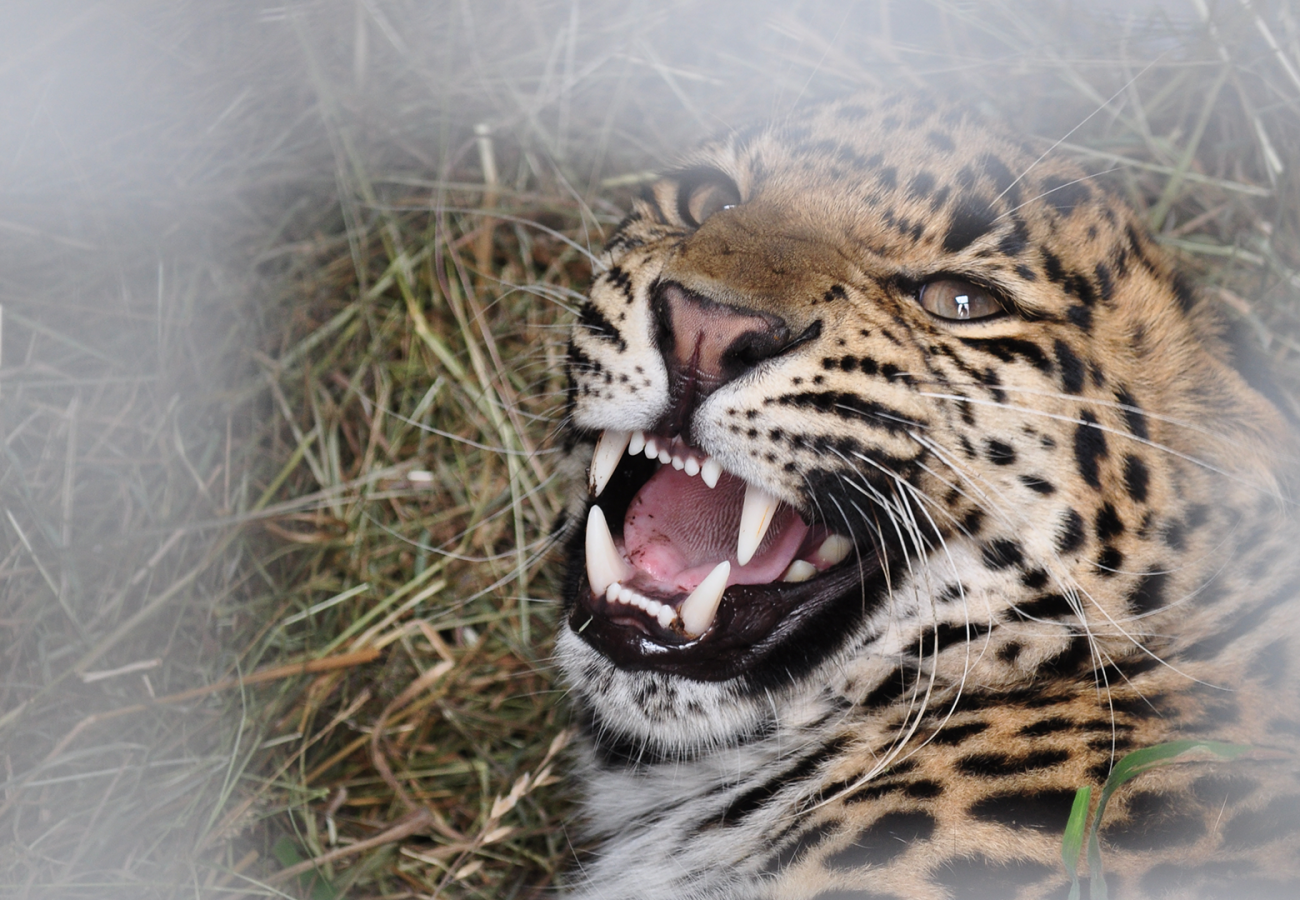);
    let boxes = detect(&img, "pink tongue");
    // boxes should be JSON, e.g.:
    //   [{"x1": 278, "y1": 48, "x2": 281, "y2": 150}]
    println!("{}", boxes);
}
[{"x1": 622, "y1": 467, "x2": 808, "y2": 594}]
